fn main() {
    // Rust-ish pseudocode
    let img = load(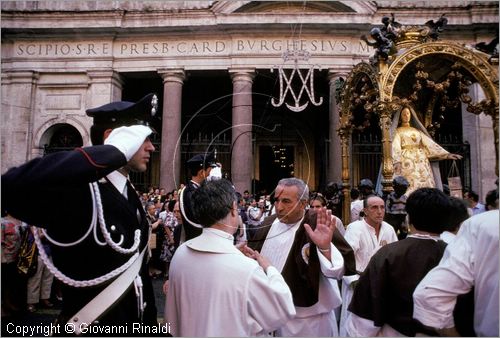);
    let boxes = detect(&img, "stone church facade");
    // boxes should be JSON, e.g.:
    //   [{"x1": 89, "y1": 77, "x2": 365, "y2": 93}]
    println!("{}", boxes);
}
[{"x1": 1, "y1": 1, "x2": 498, "y2": 198}]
